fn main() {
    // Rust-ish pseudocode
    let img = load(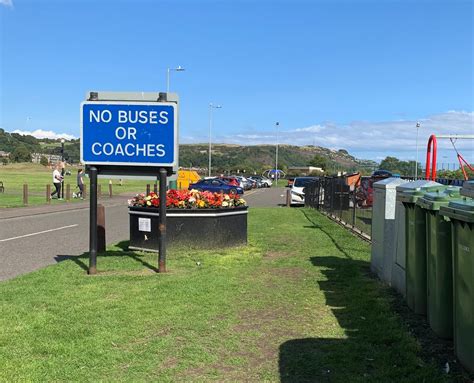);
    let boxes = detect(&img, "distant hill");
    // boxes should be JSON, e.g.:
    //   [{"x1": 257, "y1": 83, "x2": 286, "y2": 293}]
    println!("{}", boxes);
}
[
  {"x1": 1, "y1": 129, "x2": 376, "y2": 173},
  {"x1": 180, "y1": 143, "x2": 377, "y2": 174}
]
